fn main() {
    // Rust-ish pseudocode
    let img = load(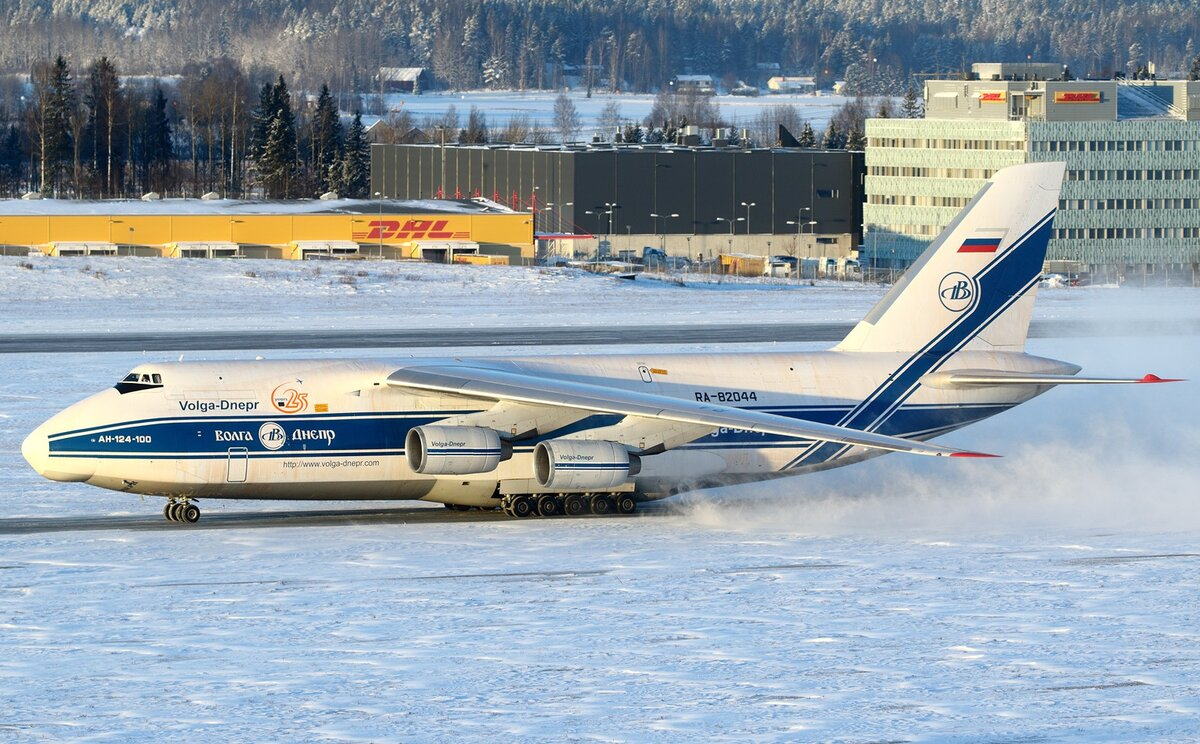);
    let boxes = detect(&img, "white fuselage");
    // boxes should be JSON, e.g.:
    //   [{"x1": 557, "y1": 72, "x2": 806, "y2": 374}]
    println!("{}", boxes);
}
[{"x1": 22, "y1": 349, "x2": 1069, "y2": 507}]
